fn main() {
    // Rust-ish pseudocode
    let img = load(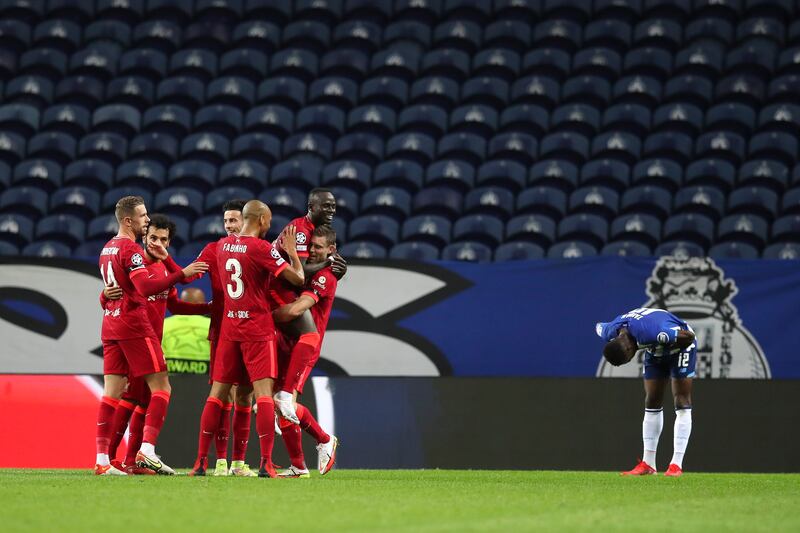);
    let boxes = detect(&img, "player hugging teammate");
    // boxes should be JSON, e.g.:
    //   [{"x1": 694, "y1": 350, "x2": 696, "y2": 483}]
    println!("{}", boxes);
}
[{"x1": 96, "y1": 191, "x2": 346, "y2": 477}]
